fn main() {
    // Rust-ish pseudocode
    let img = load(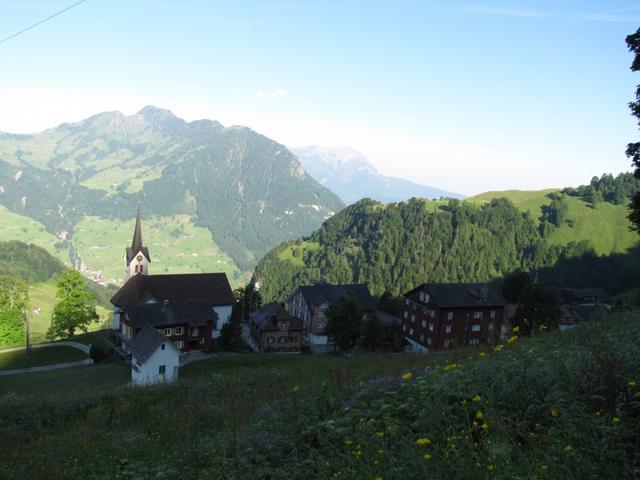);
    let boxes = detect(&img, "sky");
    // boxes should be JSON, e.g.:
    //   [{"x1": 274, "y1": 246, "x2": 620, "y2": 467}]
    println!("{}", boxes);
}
[{"x1": 0, "y1": 0, "x2": 639, "y2": 195}]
